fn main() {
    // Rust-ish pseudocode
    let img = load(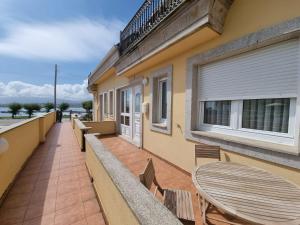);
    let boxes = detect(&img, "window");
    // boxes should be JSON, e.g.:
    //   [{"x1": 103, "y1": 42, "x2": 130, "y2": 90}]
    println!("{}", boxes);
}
[
  {"x1": 99, "y1": 94, "x2": 103, "y2": 121},
  {"x1": 109, "y1": 90, "x2": 114, "y2": 117},
  {"x1": 150, "y1": 65, "x2": 172, "y2": 134},
  {"x1": 158, "y1": 78, "x2": 167, "y2": 122},
  {"x1": 103, "y1": 93, "x2": 108, "y2": 117},
  {"x1": 198, "y1": 98, "x2": 295, "y2": 143},
  {"x1": 100, "y1": 90, "x2": 114, "y2": 120}
]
